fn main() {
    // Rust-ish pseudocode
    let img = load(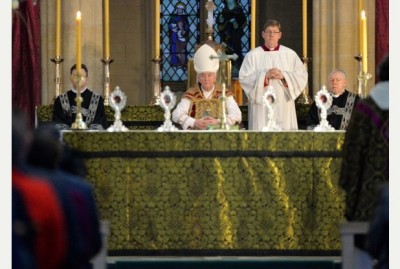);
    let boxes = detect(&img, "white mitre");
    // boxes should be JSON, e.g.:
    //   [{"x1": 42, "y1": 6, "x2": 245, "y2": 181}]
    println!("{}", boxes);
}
[{"x1": 194, "y1": 44, "x2": 219, "y2": 73}]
